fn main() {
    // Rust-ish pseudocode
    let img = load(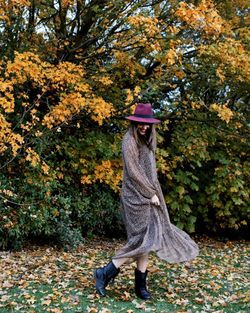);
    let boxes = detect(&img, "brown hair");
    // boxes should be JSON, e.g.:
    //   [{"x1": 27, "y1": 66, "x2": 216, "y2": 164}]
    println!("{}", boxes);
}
[{"x1": 130, "y1": 122, "x2": 156, "y2": 151}]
